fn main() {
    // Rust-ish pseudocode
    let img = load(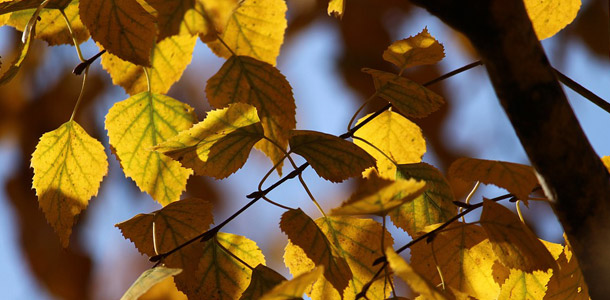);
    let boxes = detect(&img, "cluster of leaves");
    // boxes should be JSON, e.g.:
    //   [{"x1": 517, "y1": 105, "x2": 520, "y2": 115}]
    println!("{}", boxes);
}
[{"x1": 0, "y1": 0, "x2": 596, "y2": 299}]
